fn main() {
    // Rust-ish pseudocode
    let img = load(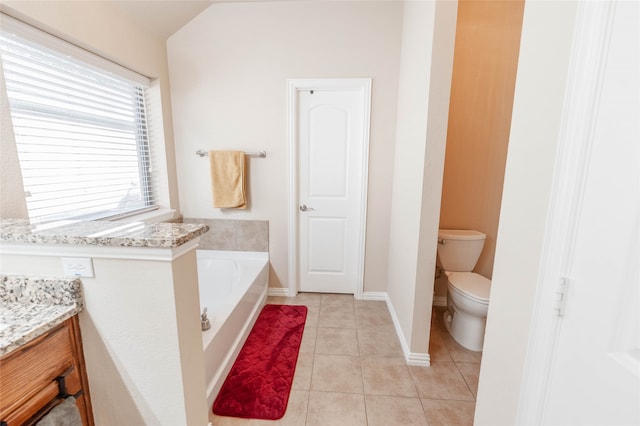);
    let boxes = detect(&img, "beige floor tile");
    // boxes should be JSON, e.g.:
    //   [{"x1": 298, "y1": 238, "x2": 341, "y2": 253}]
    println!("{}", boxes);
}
[
  {"x1": 257, "y1": 390, "x2": 309, "y2": 426},
  {"x1": 210, "y1": 372, "x2": 310, "y2": 425},
  {"x1": 410, "y1": 362, "x2": 475, "y2": 401},
  {"x1": 292, "y1": 352, "x2": 314, "y2": 390},
  {"x1": 456, "y1": 362, "x2": 480, "y2": 398},
  {"x1": 421, "y1": 398, "x2": 476, "y2": 426},
  {"x1": 209, "y1": 410, "x2": 226, "y2": 425},
  {"x1": 443, "y1": 332, "x2": 483, "y2": 363},
  {"x1": 210, "y1": 391, "x2": 309, "y2": 426},
  {"x1": 320, "y1": 293, "x2": 355, "y2": 309},
  {"x1": 361, "y1": 357, "x2": 418, "y2": 397},
  {"x1": 354, "y1": 299, "x2": 387, "y2": 311},
  {"x1": 292, "y1": 292, "x2": 323, "y2": 307},
  {"x1": 268, "y1": 295, "x2": 316, "y2": 306},
  {"x1": 304, "y1": 305, "x2": 320, "y2": 328},
  {"x1": 430, "y1": 306, "x2": 449, "y2": 335},
  {"x1": 318, "y1": 305, "x2": 357, "y2": 328},
  {"x1": 209, "y1": 413, "x2": 248, "y2": 425},
  {"x1": 357, "y1": 328, "x2": 403, "y2": 357},
  {"x1": 266, "y1": 296, "x2": 288, "y2": 305},
  {"x1": 365, "y1": 395, "x2": 429, "y2": 426},
  {"x1": 428, "y1": 330, "x2": 453, "y2": 362},
  {"x1": 306, "y1": 391, "x2": 367, "y2": 426},
  {"x1": 299, "y1": 326, "x2": 317, "y2": 354},
  {"x1": 356, "y1": 305, "x2": 395, "y2": 330},
  {"x1": 315, "y1": 326, "x2": 359, "y2": 356},
  {"x1": 311, "y1": 354, "x2": 363, "y2": 394}
]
